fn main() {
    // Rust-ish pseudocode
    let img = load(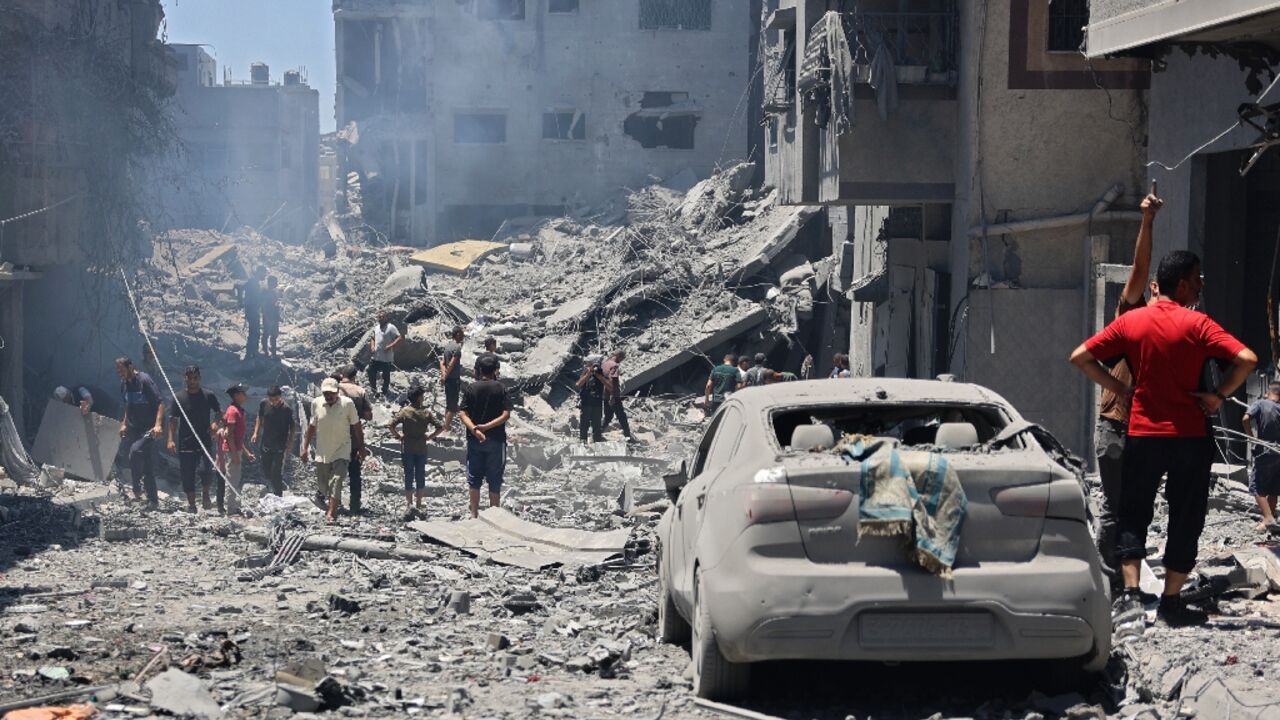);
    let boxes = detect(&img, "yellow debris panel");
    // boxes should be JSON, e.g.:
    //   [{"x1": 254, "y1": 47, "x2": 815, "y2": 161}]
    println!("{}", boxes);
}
[{"x1": 408, "y1": 240, "x2": 507, "y2": 273}]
